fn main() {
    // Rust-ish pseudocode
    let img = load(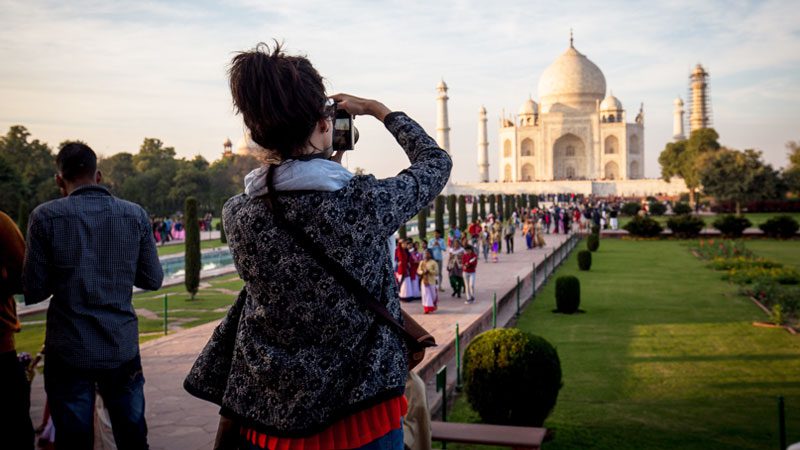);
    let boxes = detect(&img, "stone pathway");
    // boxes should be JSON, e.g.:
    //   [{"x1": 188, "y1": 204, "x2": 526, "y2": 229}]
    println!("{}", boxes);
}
[{"x1": 29, "y1": 231, "x2": 575, "y2": 450}]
